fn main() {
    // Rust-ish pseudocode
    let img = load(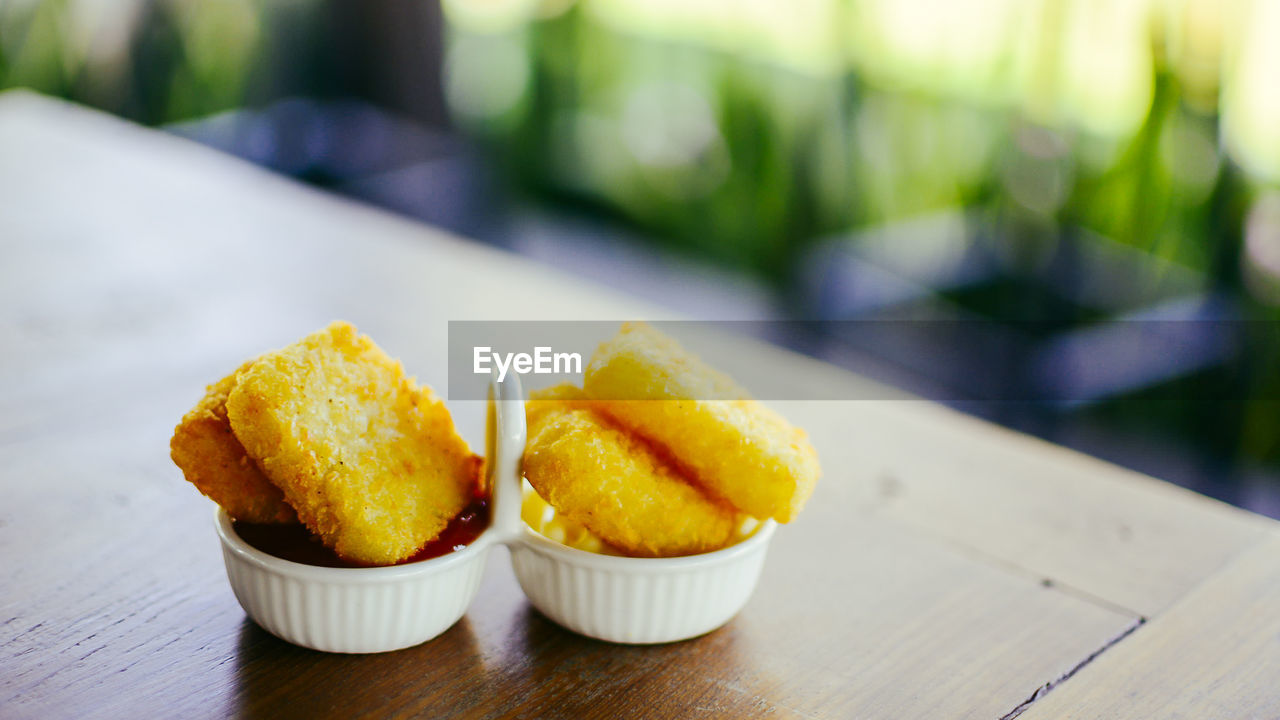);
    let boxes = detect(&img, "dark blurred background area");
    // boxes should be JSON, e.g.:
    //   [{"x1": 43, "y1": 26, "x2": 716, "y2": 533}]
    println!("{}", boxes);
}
[{"x1": 5, "y1": 0, "x2": 1280, "y2": 518}]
